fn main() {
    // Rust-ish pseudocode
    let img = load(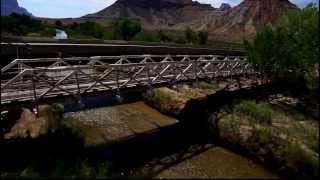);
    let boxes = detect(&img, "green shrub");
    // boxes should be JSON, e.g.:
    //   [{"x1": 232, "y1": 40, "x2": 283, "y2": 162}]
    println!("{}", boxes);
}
[
  {"x1": 132, "y1": 30, "x2": 160, "y2": 42},
  {"x1": 255, "y1": 127, "x2": 273, "y2": 144},
  {"x1": 185, "y1": 27, "x2": 197, "y2": 44},
  {"x1": 112, "y1": 18, "x2": 142, "y2": 40},
  {"x1": 1, "y1": 13, "x2": 45, "y2": 35},
  {"x1": 144, "y1": 89, "x2": 173, "y2": 112},
  {"x1": 68, "y1": 21, "x2": 105, "y2": 39},
  {"x1": 54, "y1": 20, "x2": 63, "y2": 28},
  {"x1": 157, "y1": 30, "x2": 173, "y2": 42},
  {"x1": 174, "y1": 36, "x2": 187, "y2": 44},
  {"x1": 143, "y1": 88, "x2": 181, "y2": 114},
  {"x1": 305, "y1": 136, "x2": 319, "y2": 153},
  {"x1": 284, "y1": 141, "x2": 319, "y2": 177},
  {"x1": 234, "y1": 100, "x2": 273, "y2": 124},
  {"x1": 197, "y1": 31, "x2": 209, "y2": 45},
  {"x1": 20, "y1": 166, "x2": 40, "y2": 178},
  {"x1": 198, "y1": 82, "x2": 222, "y2": 91}
]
